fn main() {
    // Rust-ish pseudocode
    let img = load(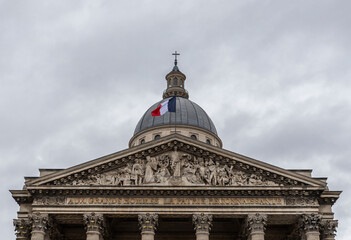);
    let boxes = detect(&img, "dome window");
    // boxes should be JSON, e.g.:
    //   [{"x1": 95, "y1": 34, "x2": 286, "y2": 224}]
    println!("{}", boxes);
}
[
  {"x1": 191, "y1": 135, "x2": 197, "y2": 140},
  {"x1": 206, "y1": 139, "x2": 211, "y2": 145},
  {"x1": 140, "y1": 139, "x2": 145, "y2": 144},
  {"x1": 154, "y1": 134, "x2": 161, "y2": 140},
  {"x1": 173, "y1": 77, "x2": 178, "y2": 86}
]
